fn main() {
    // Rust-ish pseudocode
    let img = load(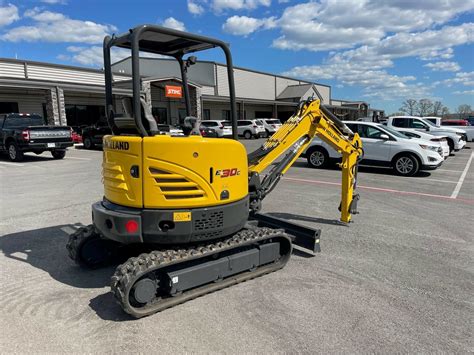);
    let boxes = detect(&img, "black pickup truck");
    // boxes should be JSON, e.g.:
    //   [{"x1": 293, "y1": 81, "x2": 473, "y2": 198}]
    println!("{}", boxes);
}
[{"x1": 0, "y1": 113, "x2": 73, "y2": 162}]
